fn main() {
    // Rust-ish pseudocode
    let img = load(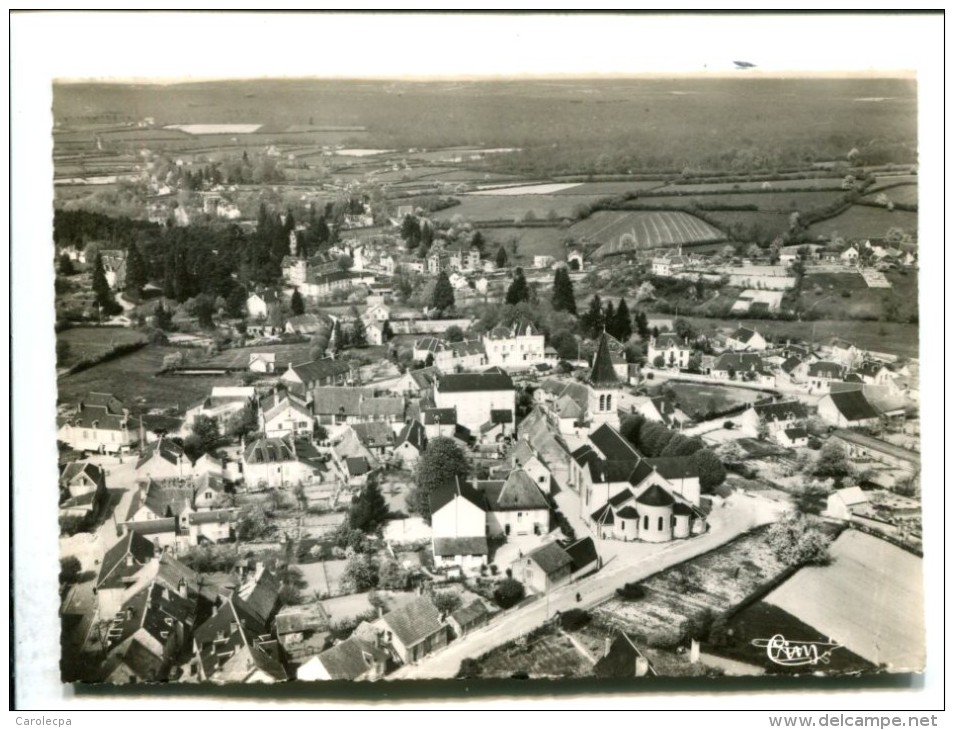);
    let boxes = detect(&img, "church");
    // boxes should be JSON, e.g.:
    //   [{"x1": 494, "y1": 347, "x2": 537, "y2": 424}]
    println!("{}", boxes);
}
[{"x1": 532, "y1": 333, "x2": 707, "y2": 544}]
